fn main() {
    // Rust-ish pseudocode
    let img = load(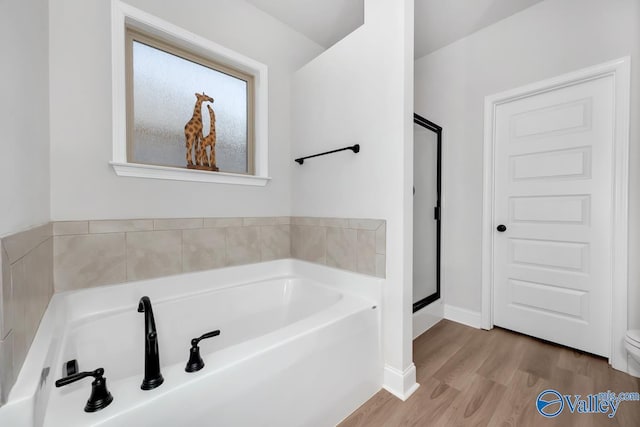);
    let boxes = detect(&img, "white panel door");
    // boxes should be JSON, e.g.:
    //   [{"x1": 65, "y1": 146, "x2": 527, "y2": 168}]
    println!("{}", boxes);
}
[{"x1": 493, "y1": 75, "x2": 614, "y2": 357}]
